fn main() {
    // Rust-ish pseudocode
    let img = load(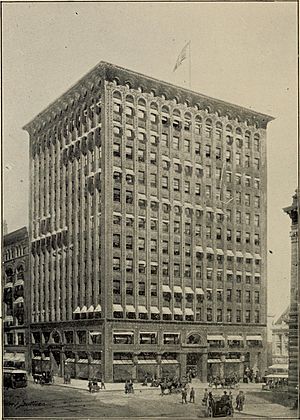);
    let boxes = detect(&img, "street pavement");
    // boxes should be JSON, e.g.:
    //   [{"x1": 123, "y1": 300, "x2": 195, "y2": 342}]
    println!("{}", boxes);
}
[{"x1": 3, "y1": 379, "x2": 298, "y2": 419}]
